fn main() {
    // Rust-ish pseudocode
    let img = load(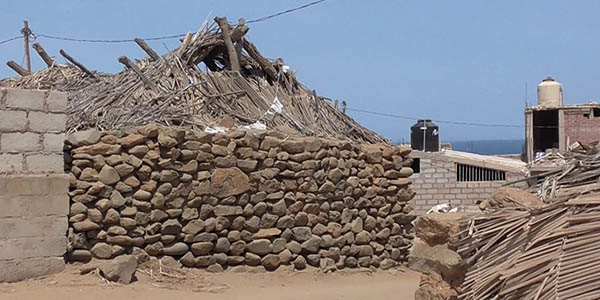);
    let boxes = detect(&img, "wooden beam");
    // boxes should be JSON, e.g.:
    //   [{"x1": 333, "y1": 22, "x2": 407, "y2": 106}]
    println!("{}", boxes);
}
[
  {"x1": 118, "y1": 56, "x2": 158, "y2": 92},
  {"x1": 32, "y1": 43, "x2": 56, "y2": 67},
  {"x1": 22, "y1": 21, "x2": 31, "y2": 72},
  {"x1": 242, "y1": 39, "x2": 278, "y2": 81},
  {"x1": 6, "y1": 60, "x2": 31, "y2": 76},
  {"x1": 59, "y1": 49, "x2": 96, "y2": 78},
  {"x1": 134, "y1": 38, "x2": 160, "y2": 61},
  {"x1": 215, "y1": 17, "x2": 240, "y2": 72}
]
